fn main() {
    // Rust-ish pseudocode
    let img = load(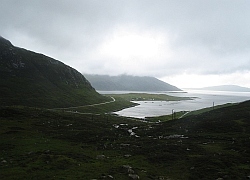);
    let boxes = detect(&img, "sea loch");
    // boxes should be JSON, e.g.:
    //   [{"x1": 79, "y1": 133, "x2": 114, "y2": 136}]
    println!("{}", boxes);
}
[{"x1": 99, "y1": 90, "x2": 250, "y2": 118}]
